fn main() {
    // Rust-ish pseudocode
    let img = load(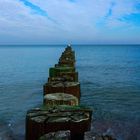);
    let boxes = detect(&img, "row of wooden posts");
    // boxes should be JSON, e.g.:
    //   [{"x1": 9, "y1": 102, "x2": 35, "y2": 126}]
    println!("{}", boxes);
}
[{"x1": 25, "y1": 45, "x2": 92, "y2": 140}]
